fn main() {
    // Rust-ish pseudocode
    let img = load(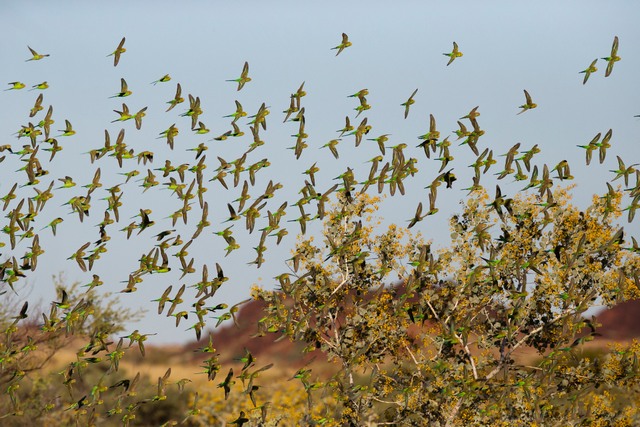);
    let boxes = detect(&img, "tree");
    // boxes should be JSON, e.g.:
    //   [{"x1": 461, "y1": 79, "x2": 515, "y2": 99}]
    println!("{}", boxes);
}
[
  {"x1": 0, "y1": 277, "x2": 140, "y2": 424},
  {"x1": 253, "y1": 186, "x2": 640, "y2": 426}
]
